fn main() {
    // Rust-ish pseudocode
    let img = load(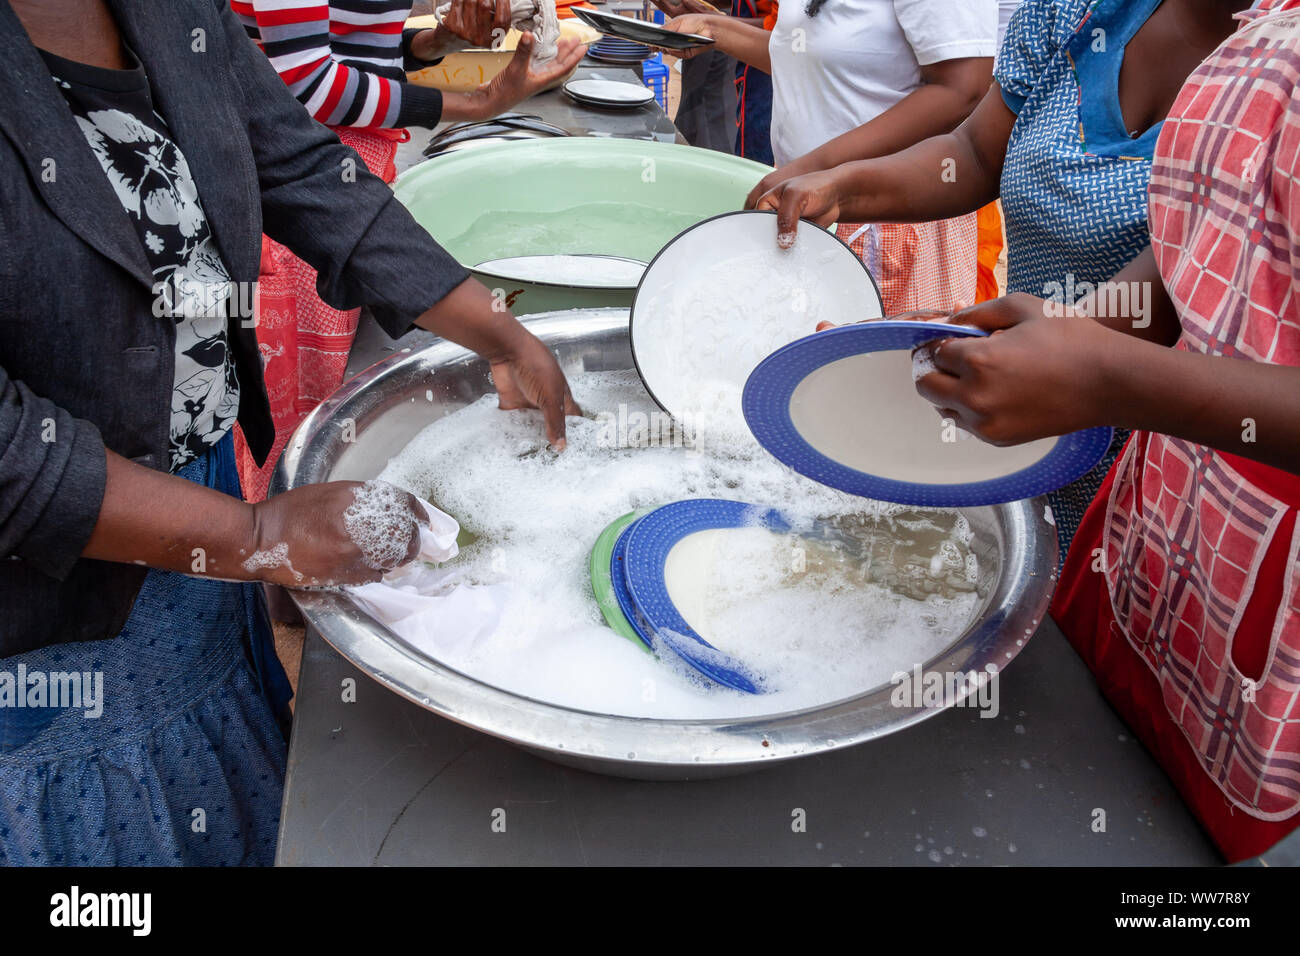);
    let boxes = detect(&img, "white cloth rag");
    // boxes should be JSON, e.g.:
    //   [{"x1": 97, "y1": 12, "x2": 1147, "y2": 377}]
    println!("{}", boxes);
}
[
  {"x1": 434, "y1": 0, "x2": 559, "y2": 63},
  {"x1": 345, "y1": 499, "x2": 506, "y2": 653}
]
